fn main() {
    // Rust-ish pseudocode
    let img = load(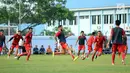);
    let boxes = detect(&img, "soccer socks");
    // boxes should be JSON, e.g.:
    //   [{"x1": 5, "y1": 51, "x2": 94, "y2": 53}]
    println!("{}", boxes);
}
[
  {"x1": 112, "y1": 52, "x2": 115, "y2": 64},
  {"x1": 26, "y1": 52, "x2": 31, "y2": 61}
]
